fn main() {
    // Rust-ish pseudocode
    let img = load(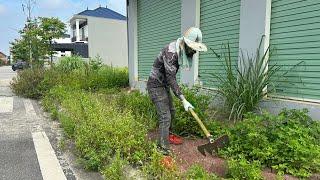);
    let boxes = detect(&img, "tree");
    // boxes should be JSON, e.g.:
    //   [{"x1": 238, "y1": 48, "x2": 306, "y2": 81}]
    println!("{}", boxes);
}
[
  {"x1": 10, "y1": 38, "x2": 29, "y2": 62},
  {"x1": 10, "y1": 17, "x2": 66, "y2": 66},
  {"x1": 39, "y1": 17, "x2": 66, "y2": 64}
]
